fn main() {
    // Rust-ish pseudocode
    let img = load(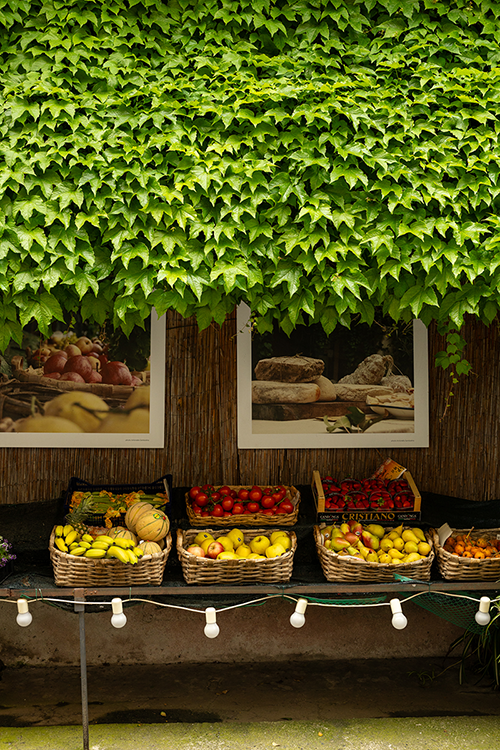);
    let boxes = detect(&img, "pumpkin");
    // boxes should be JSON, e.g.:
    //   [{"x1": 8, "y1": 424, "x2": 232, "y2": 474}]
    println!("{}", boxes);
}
[
  {"x1": 135, "y1": 510, "x2": 170, "y2": 542},
  {"x1": 125, "y1": 501, "x2": 154, "y2": 533},
  {"x1": 140, "y1": 541, "x2": 163, "y2": 556}
]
